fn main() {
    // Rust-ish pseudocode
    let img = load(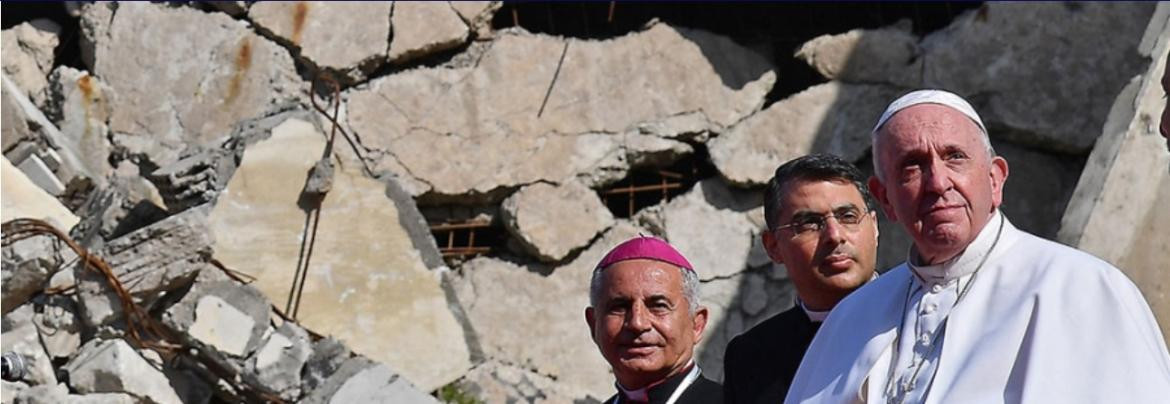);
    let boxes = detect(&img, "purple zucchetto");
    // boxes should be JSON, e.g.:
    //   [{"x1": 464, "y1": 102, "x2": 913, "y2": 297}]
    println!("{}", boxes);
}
[{"x1": 596, "y1": 236, "x2": 694, "y2": 272}]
